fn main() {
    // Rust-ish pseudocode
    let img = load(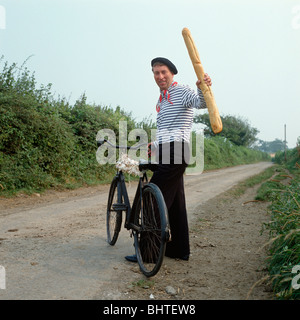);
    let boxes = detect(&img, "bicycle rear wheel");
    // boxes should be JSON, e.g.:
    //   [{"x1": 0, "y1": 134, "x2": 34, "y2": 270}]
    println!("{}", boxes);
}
[
  {"x1": 106, "y1": 176, "x2": 123, "y2": 245},
  {"x1": 133, "y1": 183, "x2": 169, "y2": 277}
]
